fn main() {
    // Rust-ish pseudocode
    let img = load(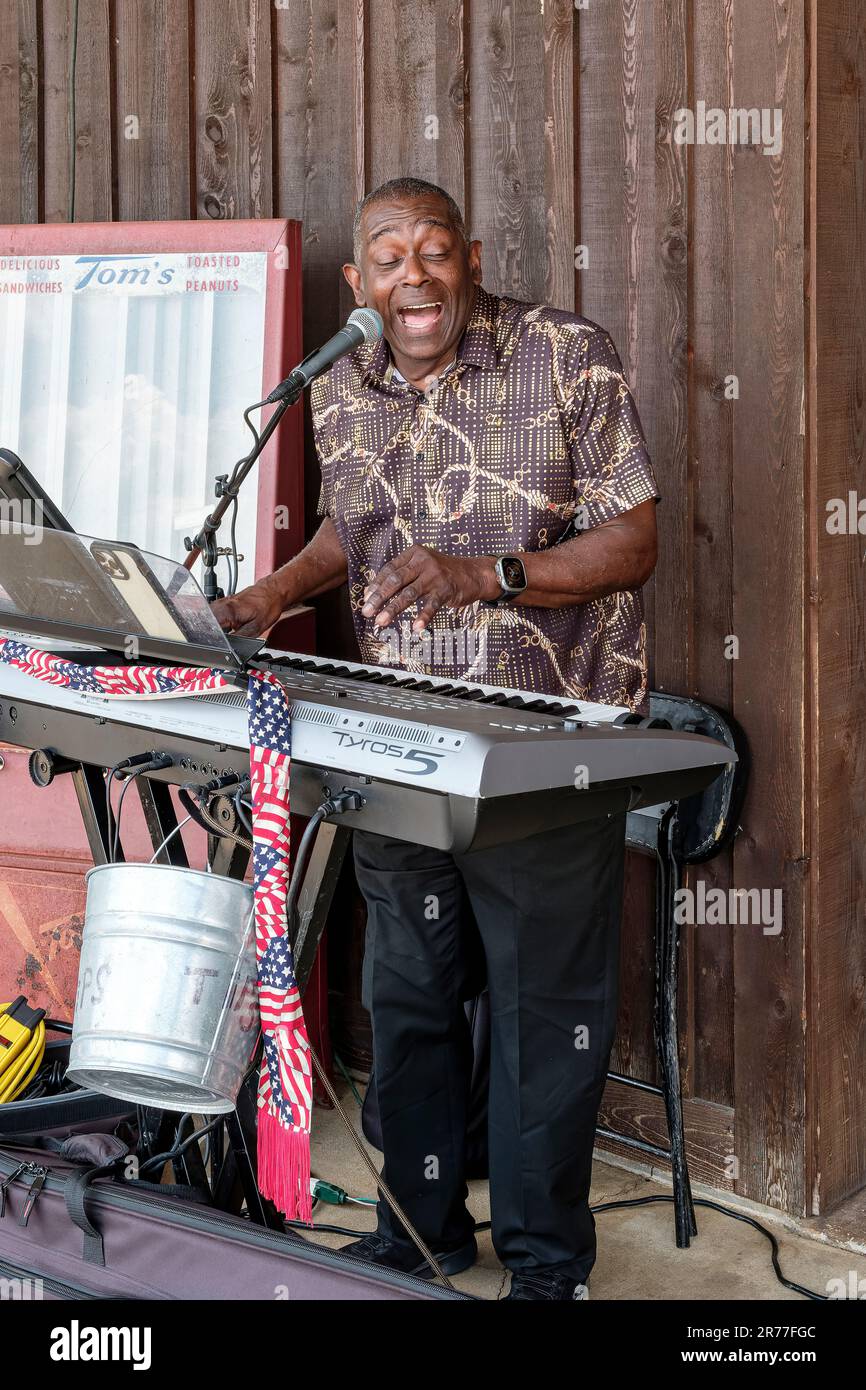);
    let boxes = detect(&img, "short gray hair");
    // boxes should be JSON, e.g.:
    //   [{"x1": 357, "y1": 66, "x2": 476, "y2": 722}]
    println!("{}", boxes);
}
[{"x1": 352, "y1": 177, "x2": 467, "y2": 263}]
